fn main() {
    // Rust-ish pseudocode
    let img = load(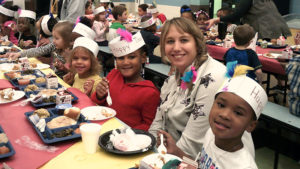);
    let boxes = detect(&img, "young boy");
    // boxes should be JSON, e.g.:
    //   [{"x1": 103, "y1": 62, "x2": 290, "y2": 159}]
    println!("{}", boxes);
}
[
  {"x1": 107, "y1": 5, "x2": 127, "y2": 41},
  {"x1": 198, "y1": 75, "x2": 268, "y2": 169},
  {"x1": 224, "y1": 24, "x2": 263, "y2": 84}
]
